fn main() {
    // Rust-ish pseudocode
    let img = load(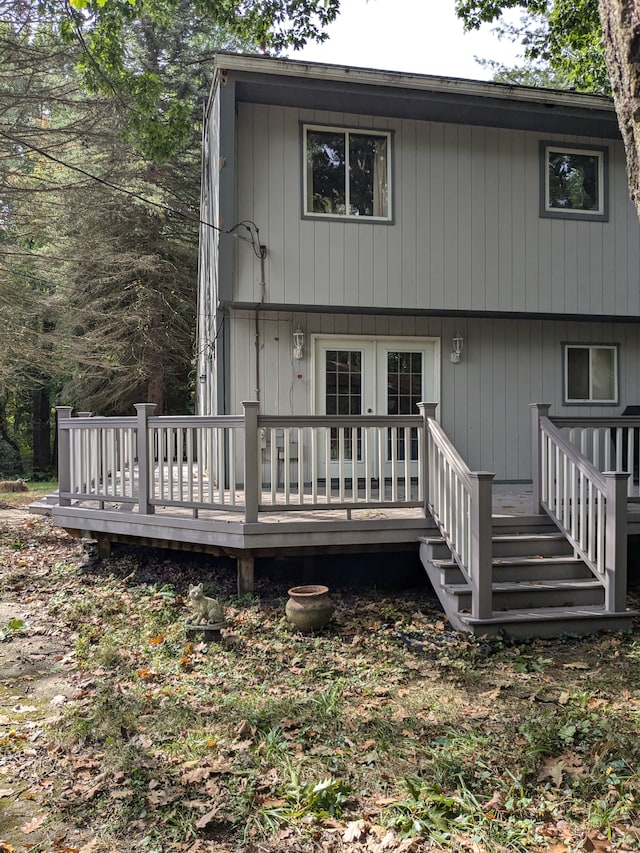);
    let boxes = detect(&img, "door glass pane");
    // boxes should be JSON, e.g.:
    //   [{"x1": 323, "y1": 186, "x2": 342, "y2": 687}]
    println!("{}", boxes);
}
[
  {"x1": 325, "y1": 350, "x2": 362, "y2": 459},
  {"x1": 387, "y1": 351, "x2": 422, "y2": 459}
]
